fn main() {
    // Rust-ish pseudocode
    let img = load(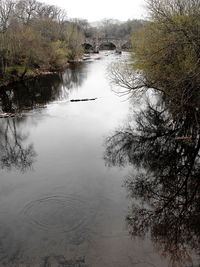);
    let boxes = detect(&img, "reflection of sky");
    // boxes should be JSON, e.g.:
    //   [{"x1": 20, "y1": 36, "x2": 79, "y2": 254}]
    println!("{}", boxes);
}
[{"x1": 25, "y1": 53, "x2": 131, "y2": 183}]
